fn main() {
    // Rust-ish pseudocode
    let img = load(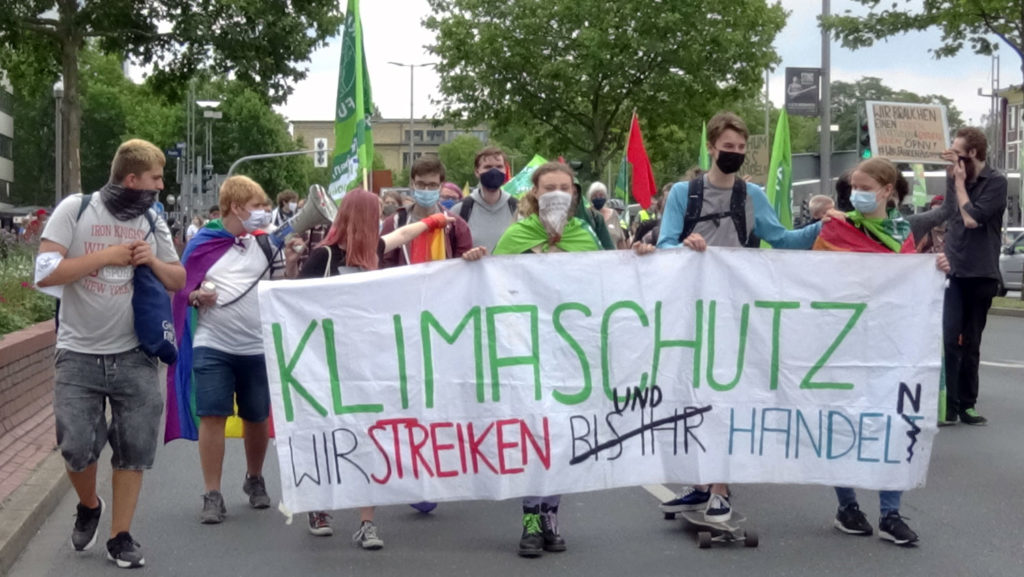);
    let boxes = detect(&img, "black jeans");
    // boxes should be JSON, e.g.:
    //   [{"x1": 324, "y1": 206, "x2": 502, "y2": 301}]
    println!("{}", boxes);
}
[{"x1": 943, "y1": 276, "x2": 998, "y2": 415}]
